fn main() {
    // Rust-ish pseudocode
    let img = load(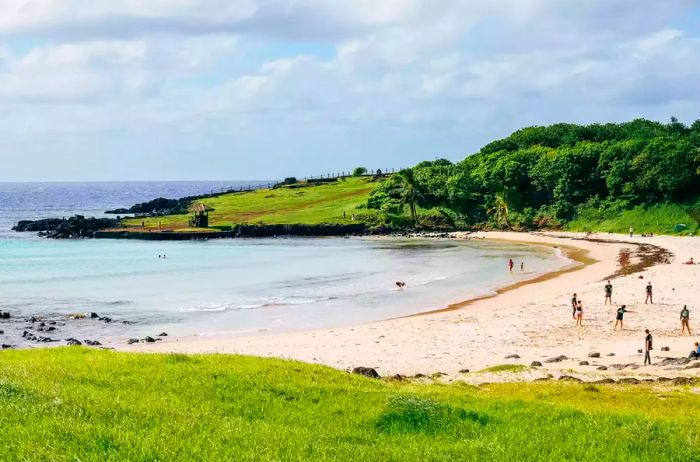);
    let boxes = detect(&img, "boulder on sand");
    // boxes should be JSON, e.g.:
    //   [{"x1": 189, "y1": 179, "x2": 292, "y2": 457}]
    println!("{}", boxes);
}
[{"x1": 351, "y1": 367, "x2": 380, "y2": 379}]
